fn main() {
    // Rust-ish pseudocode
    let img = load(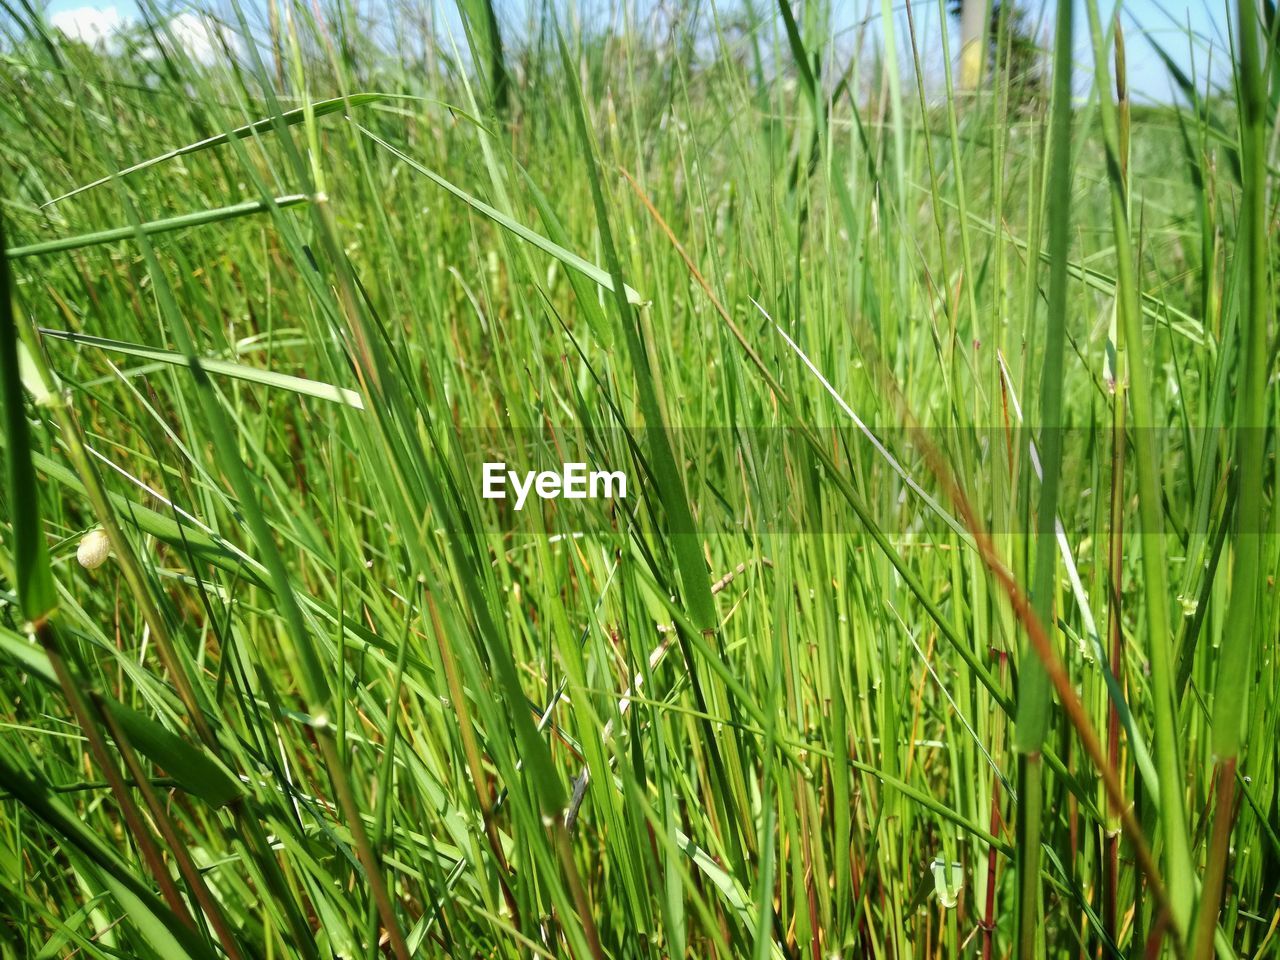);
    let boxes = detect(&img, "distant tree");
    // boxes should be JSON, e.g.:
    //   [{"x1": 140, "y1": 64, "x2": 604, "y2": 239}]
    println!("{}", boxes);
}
[
  {"x1": 950, "y1": 0, "x2": 1045, "y2": 104},
  {"x1": 957, "y1": 0, "x2": 987, "y2": 90}
]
